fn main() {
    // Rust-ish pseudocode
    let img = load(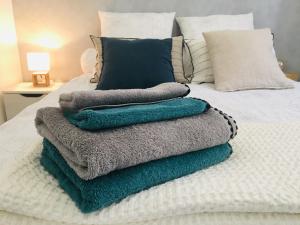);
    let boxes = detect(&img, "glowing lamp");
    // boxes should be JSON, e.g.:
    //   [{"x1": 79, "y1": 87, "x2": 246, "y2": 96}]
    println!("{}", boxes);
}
[
  {"x1": 27, "y1": 52, "x2": 50, "y2": 72},
  {"x1": 27, "y1": 52, "x2": 50, "y2": 87}
]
